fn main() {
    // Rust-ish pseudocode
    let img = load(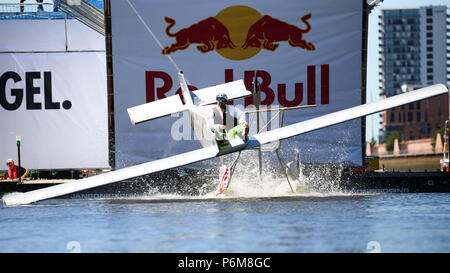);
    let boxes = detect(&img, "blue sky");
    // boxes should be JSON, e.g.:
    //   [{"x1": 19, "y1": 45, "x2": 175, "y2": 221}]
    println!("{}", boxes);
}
[{"x1": 366, "y1": 0, "x2": 449, "y2": 142}]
